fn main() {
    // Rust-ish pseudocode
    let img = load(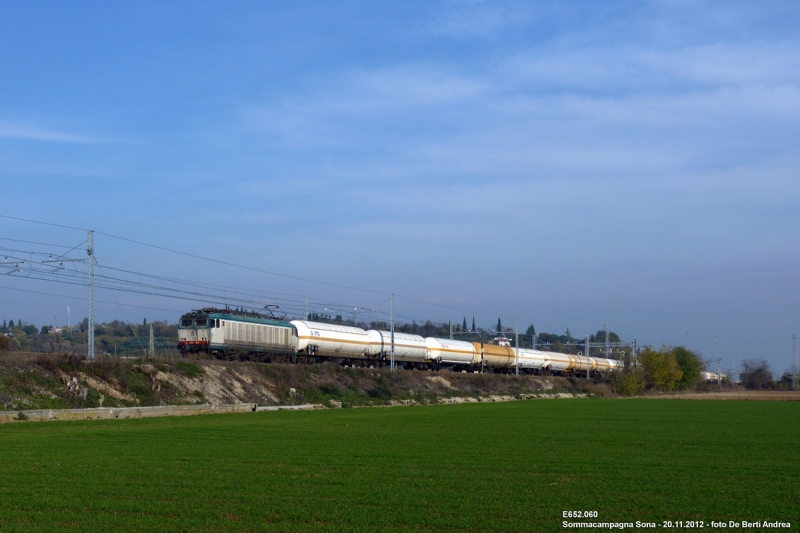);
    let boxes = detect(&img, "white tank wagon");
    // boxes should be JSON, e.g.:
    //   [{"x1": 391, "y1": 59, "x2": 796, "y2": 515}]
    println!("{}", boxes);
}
[
  {"x1": 591, "y1": 357, "x2": 624, "y2": 375},
  {"x1": 541, "y1": 351, "x2": 574, "y2": 374},
  {"x1": 365, "y1": 331, "x2": 428, "y2": 363},
  {"x1": 515, "y1": 348, "x2": 548, "y2": 371},
  {"x1": 570, "y1": 354, "x2": 595, "y2": 374},
  {"x1": 426, "y1": 338, "x2": 478, "y2": 367},
  {"x1": 473, "y1": 343, "x2": 561, "y2": 374},
  {"x1": 701, "y1": 371, "x2": 724, "y2": 382},
  {"x1": 291, "y1": 320, "x2": 371, "y2": 359}
]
